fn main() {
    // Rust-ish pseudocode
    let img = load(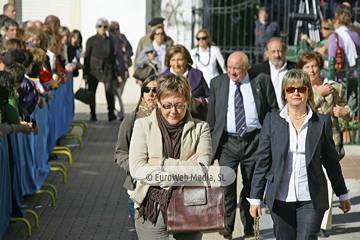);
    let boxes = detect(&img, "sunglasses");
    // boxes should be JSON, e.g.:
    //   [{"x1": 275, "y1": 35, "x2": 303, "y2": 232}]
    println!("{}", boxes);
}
[
  {"x1": 110, "y1": 28, "x2": 119, "y2": 32},
  {"x1": 143, "y1": 86, "x2": 156, "y2": 93},
  {"x1": 322, "y1": 27, "x2": 333, "y2": 30},
  {"x1": 161, "y1": 103, "x2": 186, "y2": 109},
  {"x1": 155, "y1": 32, "x2": 165, "y2": 36},
  {"x1": 97, "y1": 25, "x2": 108, "y2": 29},
  {"x1": 196, "y1": 36, "x2": 209, "y2": 41},
  {"x1": 284, "y1": 86, "x2": 309, "y2": 93}
]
